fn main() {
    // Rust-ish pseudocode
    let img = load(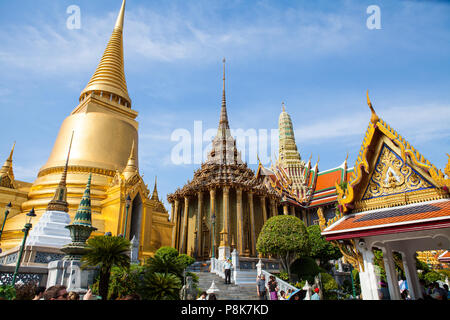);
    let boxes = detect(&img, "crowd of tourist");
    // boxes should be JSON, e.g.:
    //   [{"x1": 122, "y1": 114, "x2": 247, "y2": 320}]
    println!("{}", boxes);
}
[
  {"x1": 28, "y1": 285, "x2": 141, "y2": 300},
  {"x1": 255, "y1": 274, "x2": 321, "y2": 301}
]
